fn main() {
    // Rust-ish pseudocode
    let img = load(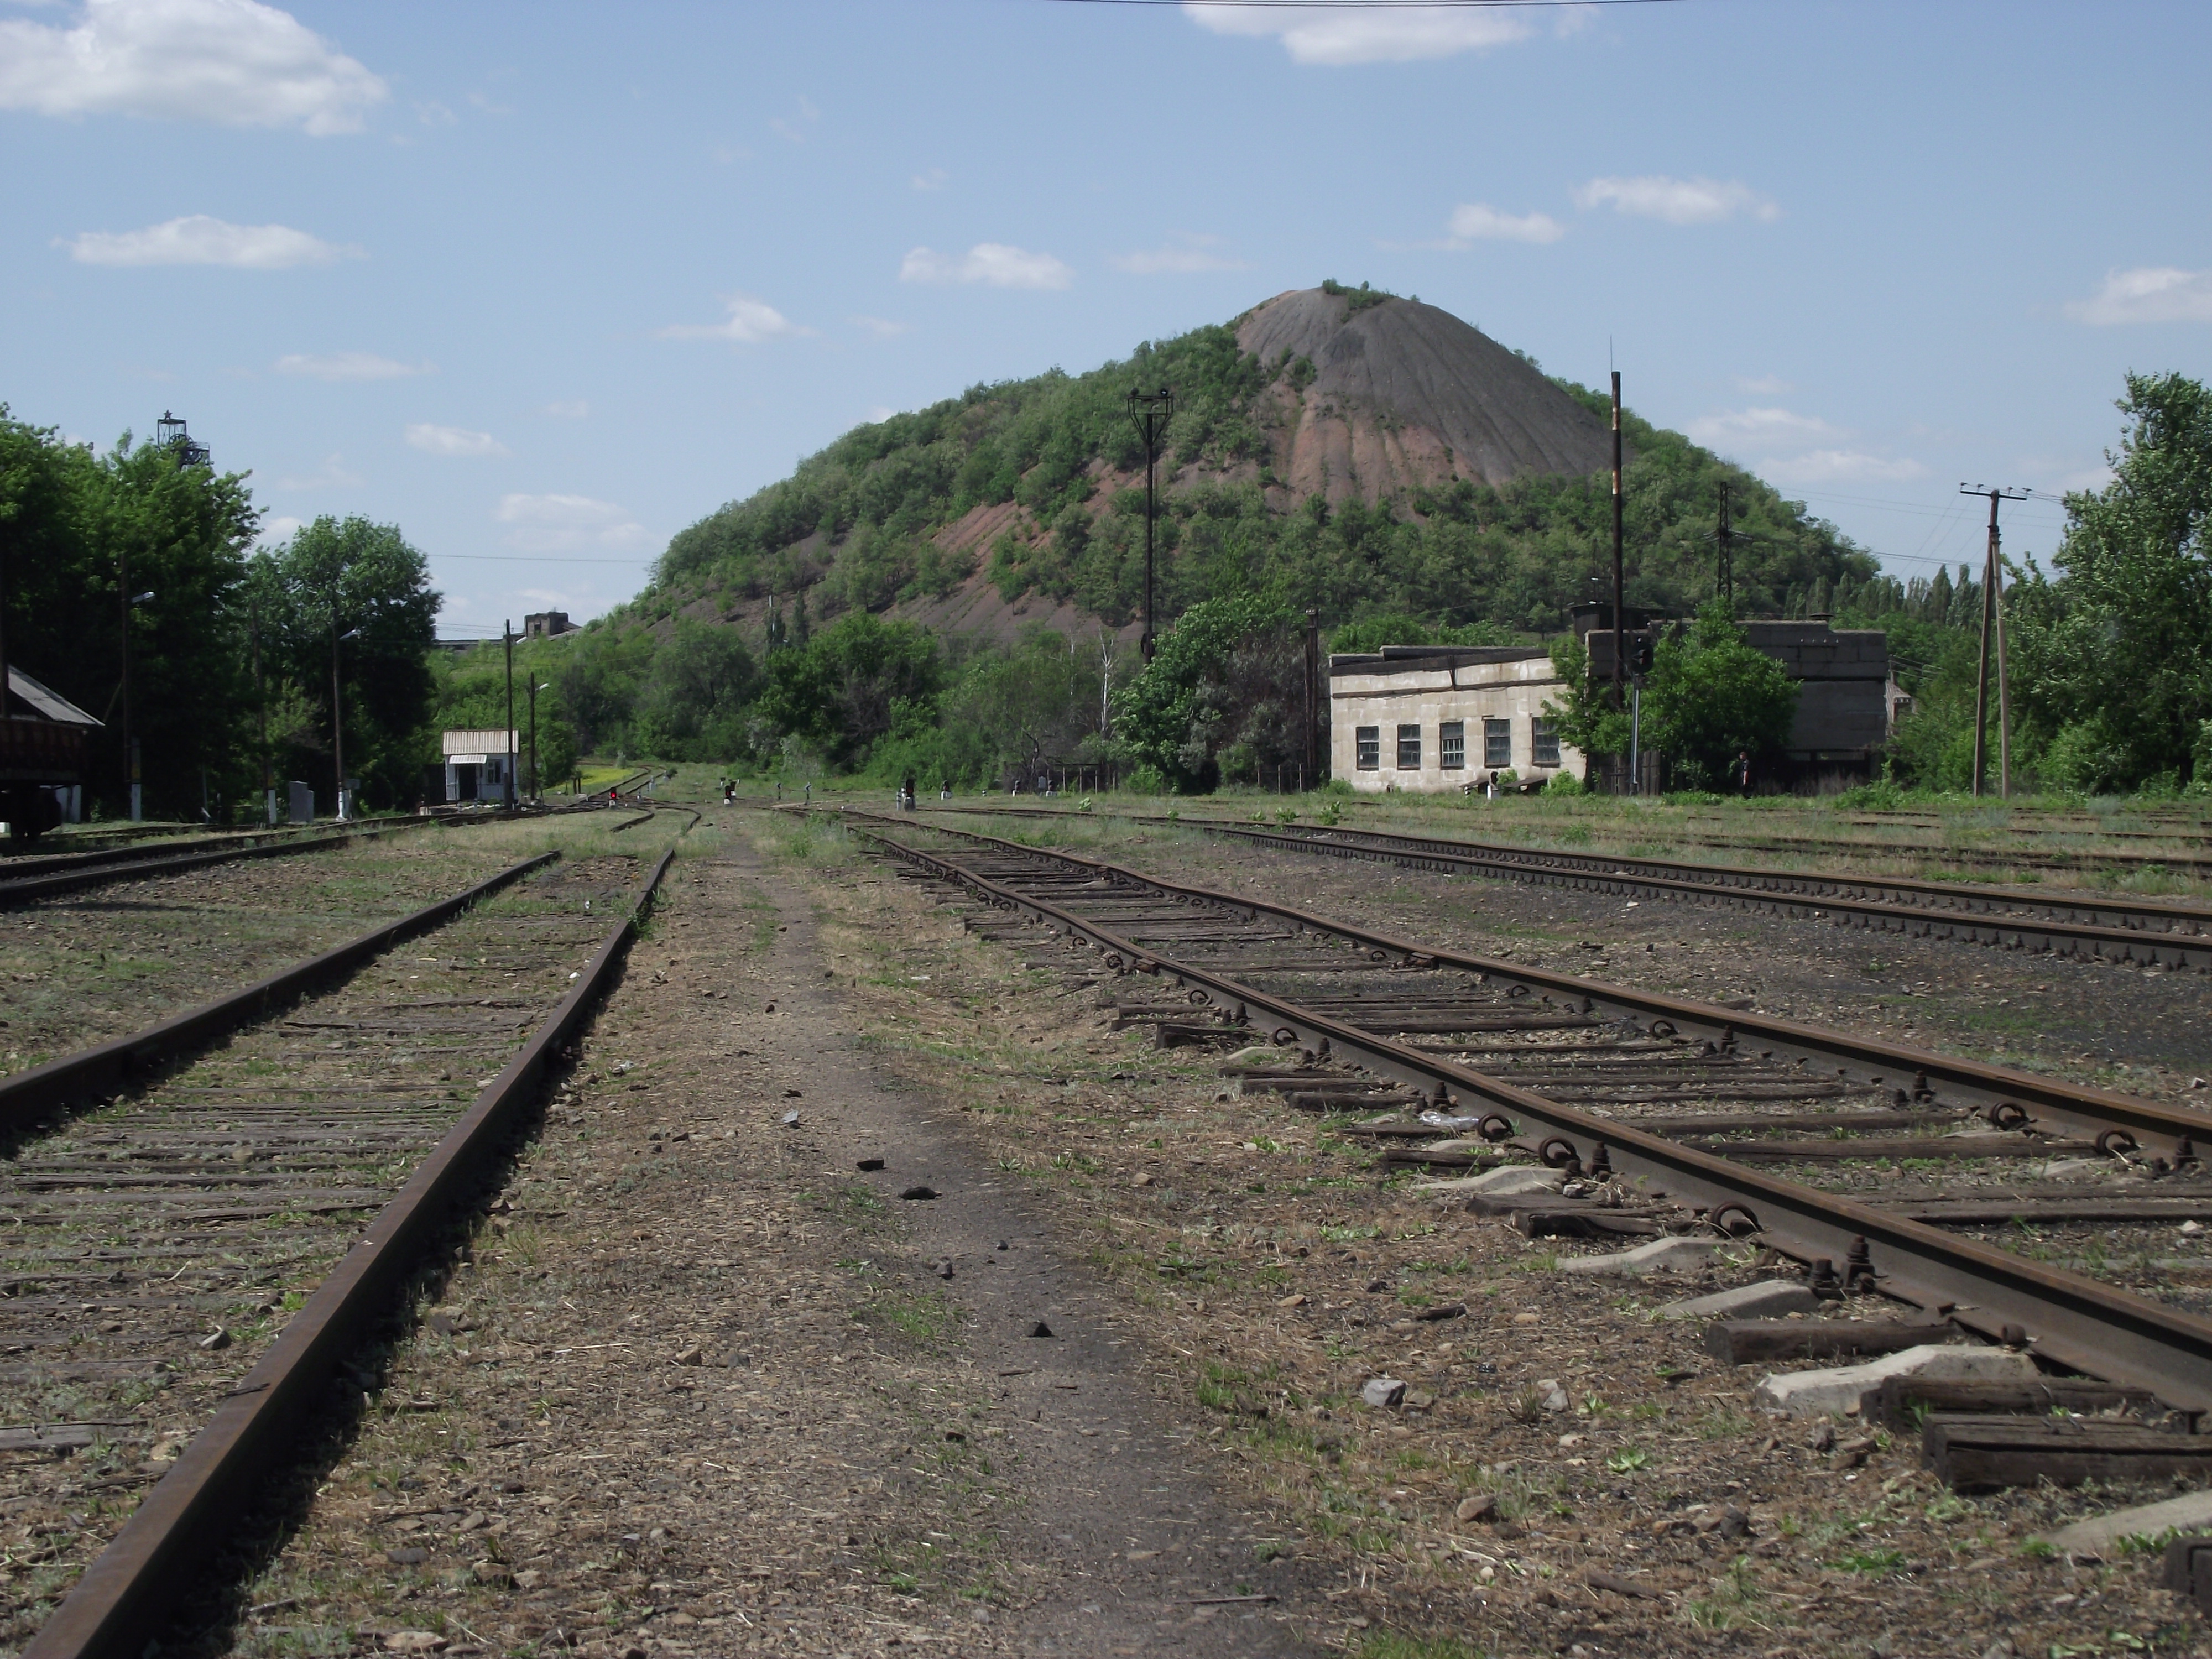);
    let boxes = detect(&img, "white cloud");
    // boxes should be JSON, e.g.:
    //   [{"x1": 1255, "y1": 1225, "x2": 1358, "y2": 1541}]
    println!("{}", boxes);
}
[
  {"x1": 1185, "y1": 1, "x2": 1530, "y2": 65},
  {"x1": 497, "y1": 493, "x2": 649, "y2": 554},
  {"x1": 405, "y1": 422, "x2": 507, "y2": 458},
  {"x1": 1443, "y1": 202, "x2": 1566, "y2": 246},
  {"x1": 900, "y1": 243, "x2": 1072, "y2": 290},
  {"x1": 1111, "y1": 234, "x2": 1251, "y2": 275},
  {"x1": 272, "y1": 452, "x2": 361, "y2": 491},
  {"x1": 255, "y1": 513, "x2": 303, "y2": 546},
  {"x1": 0, "y1": 0, "x2": 386, "y2": 134},
  {"x1": 1574, "y1": 175, "x2": 1778, "y2": 225},
  {"x1": 275, "y1": 350, "x2": 430, "y2": 380},
  {"x1": 64, "y1": 213, "x2": 356, "y2": 268},
  {"x1": 911, "y1": 167, "x2": 948, "y2": 192},
  {"x1": 1761, "y1": 450, "x2": 1929, "y2": 485},
  {"x1": 1731, "y1": 373, "x2": 1794, "y2": 395},
  {"x1": 542, "y1": 399, "x2": 588, "y2": 419},
  {"x1": 2065, "y1": 267, "x2": 2212, "y2": 326},
  {"x1": 859, "y1": 405, "x2": 896, "y2": 426},
  {"x1": 1686, "y1": 406, "x2": 1838, "y2": 448},
  {"x1": 851, "y1": 315, "x2": 909, "y2": 339},
  {"x1": 656, "y1": 293, "x2": 805, "y2": 343}
]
